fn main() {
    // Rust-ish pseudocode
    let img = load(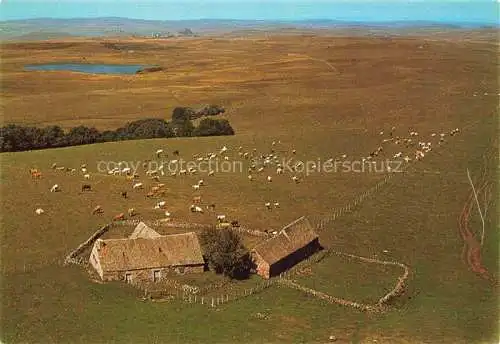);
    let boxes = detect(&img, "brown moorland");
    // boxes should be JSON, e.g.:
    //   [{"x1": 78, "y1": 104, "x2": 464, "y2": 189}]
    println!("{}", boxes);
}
[{"x1": 1, "y1": 32, "x2": 498, "y2": 343}]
